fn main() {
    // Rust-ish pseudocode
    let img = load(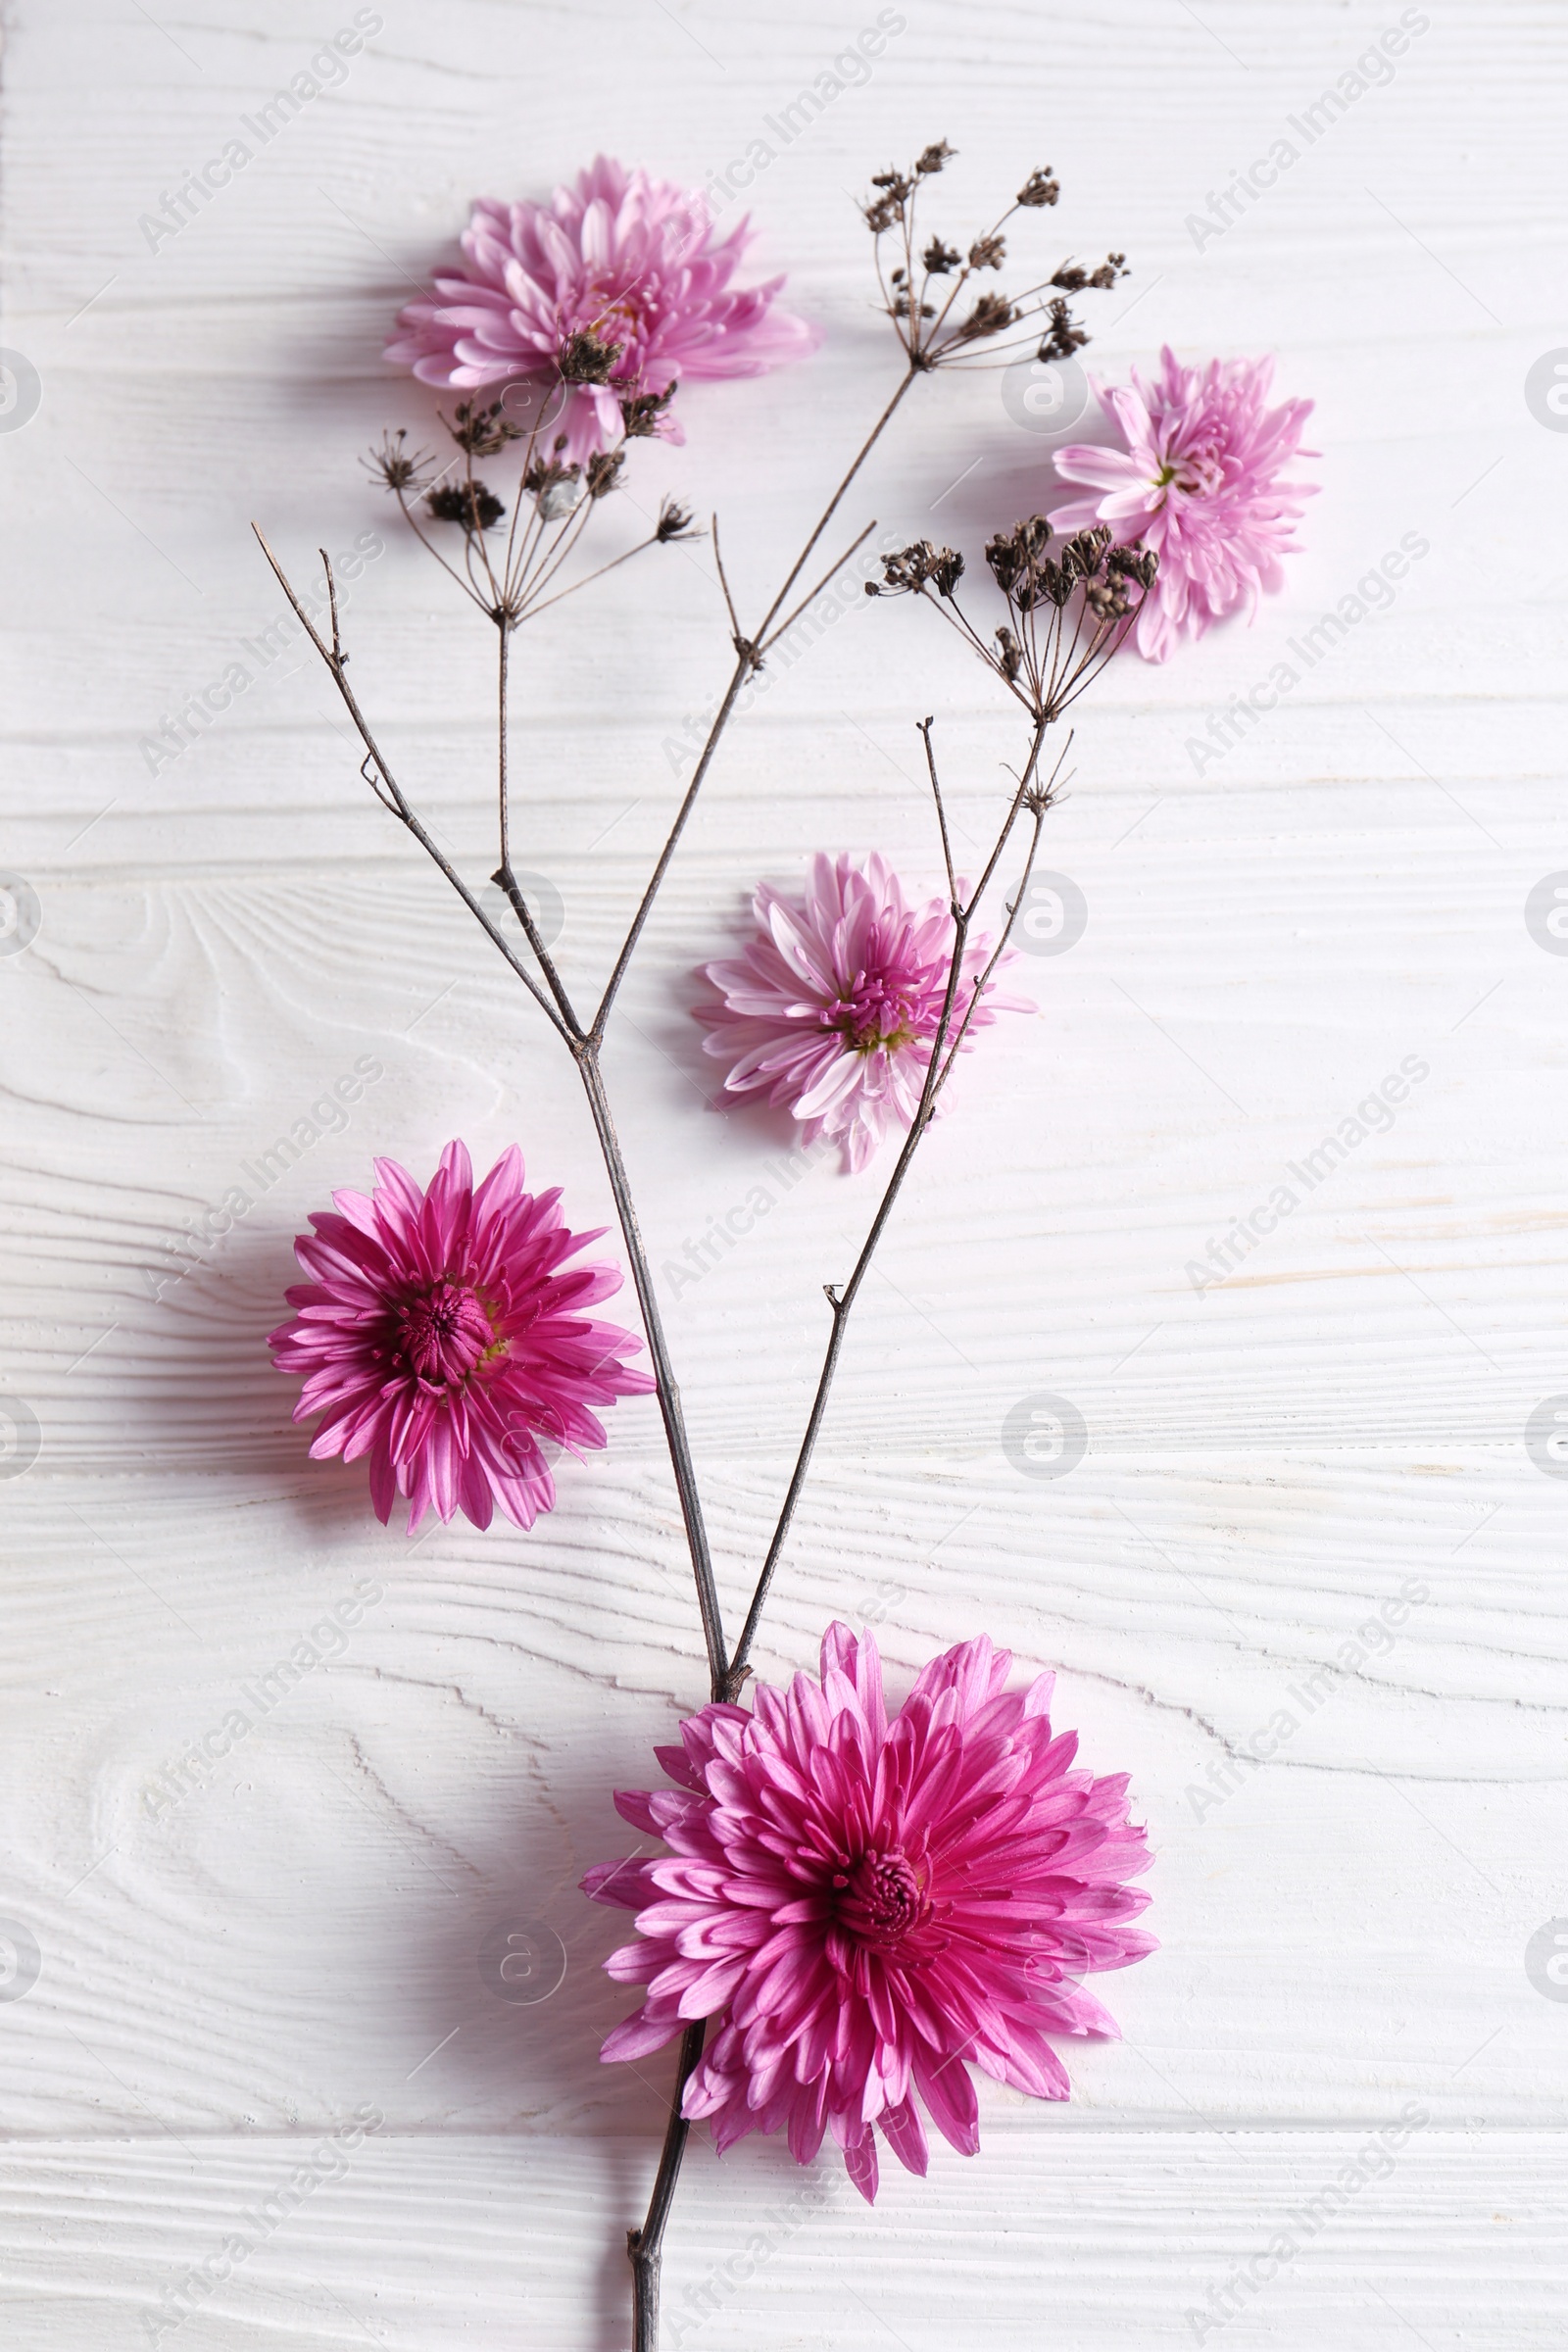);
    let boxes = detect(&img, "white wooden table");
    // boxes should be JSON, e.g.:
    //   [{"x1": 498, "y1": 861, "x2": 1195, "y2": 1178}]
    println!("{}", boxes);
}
[{"x1": 3, "y1": 1, "x2": 1564, "y2": 2342}]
